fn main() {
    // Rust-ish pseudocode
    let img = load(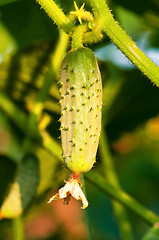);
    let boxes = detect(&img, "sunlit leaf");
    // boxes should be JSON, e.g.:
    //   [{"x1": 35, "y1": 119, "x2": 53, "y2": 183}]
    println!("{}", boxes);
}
[
  {"x1": 0, "y1": 182, "x2": 22, "y2": 218},
  {"x1": 0, "y1": 154, "x2": 39, "y2": 218}
]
